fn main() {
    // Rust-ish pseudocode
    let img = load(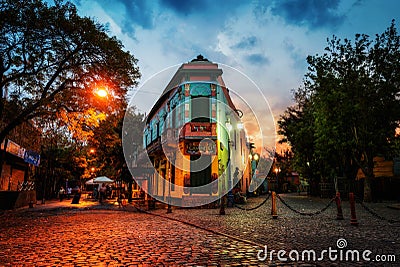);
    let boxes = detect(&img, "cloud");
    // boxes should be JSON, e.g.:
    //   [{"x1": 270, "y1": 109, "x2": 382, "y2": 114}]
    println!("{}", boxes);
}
[
  {"x1": 160, "y1": 0, "x2": 205, "y2": 14},
  {"x1": 74, "y1": 0, "x2": 155, "y2": 39},
  {"x1": 270, "y1": 0, "x2": 345, "y2": 29},
  {"x1": 282, "y1": 38, "x2": 308, "y2": 70},
  {"x1": 232, "y1": 36, "x2": 258, "y2": 49},
  {"x1": 245, "y1": 53, "x2": 270, "y2": 65},
  {"x1": 119, "y1": 0, "x2": 155, "y2": 29},
  {"x1": 159, "y1": 0, "x2": 245, "y2": 16}
]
